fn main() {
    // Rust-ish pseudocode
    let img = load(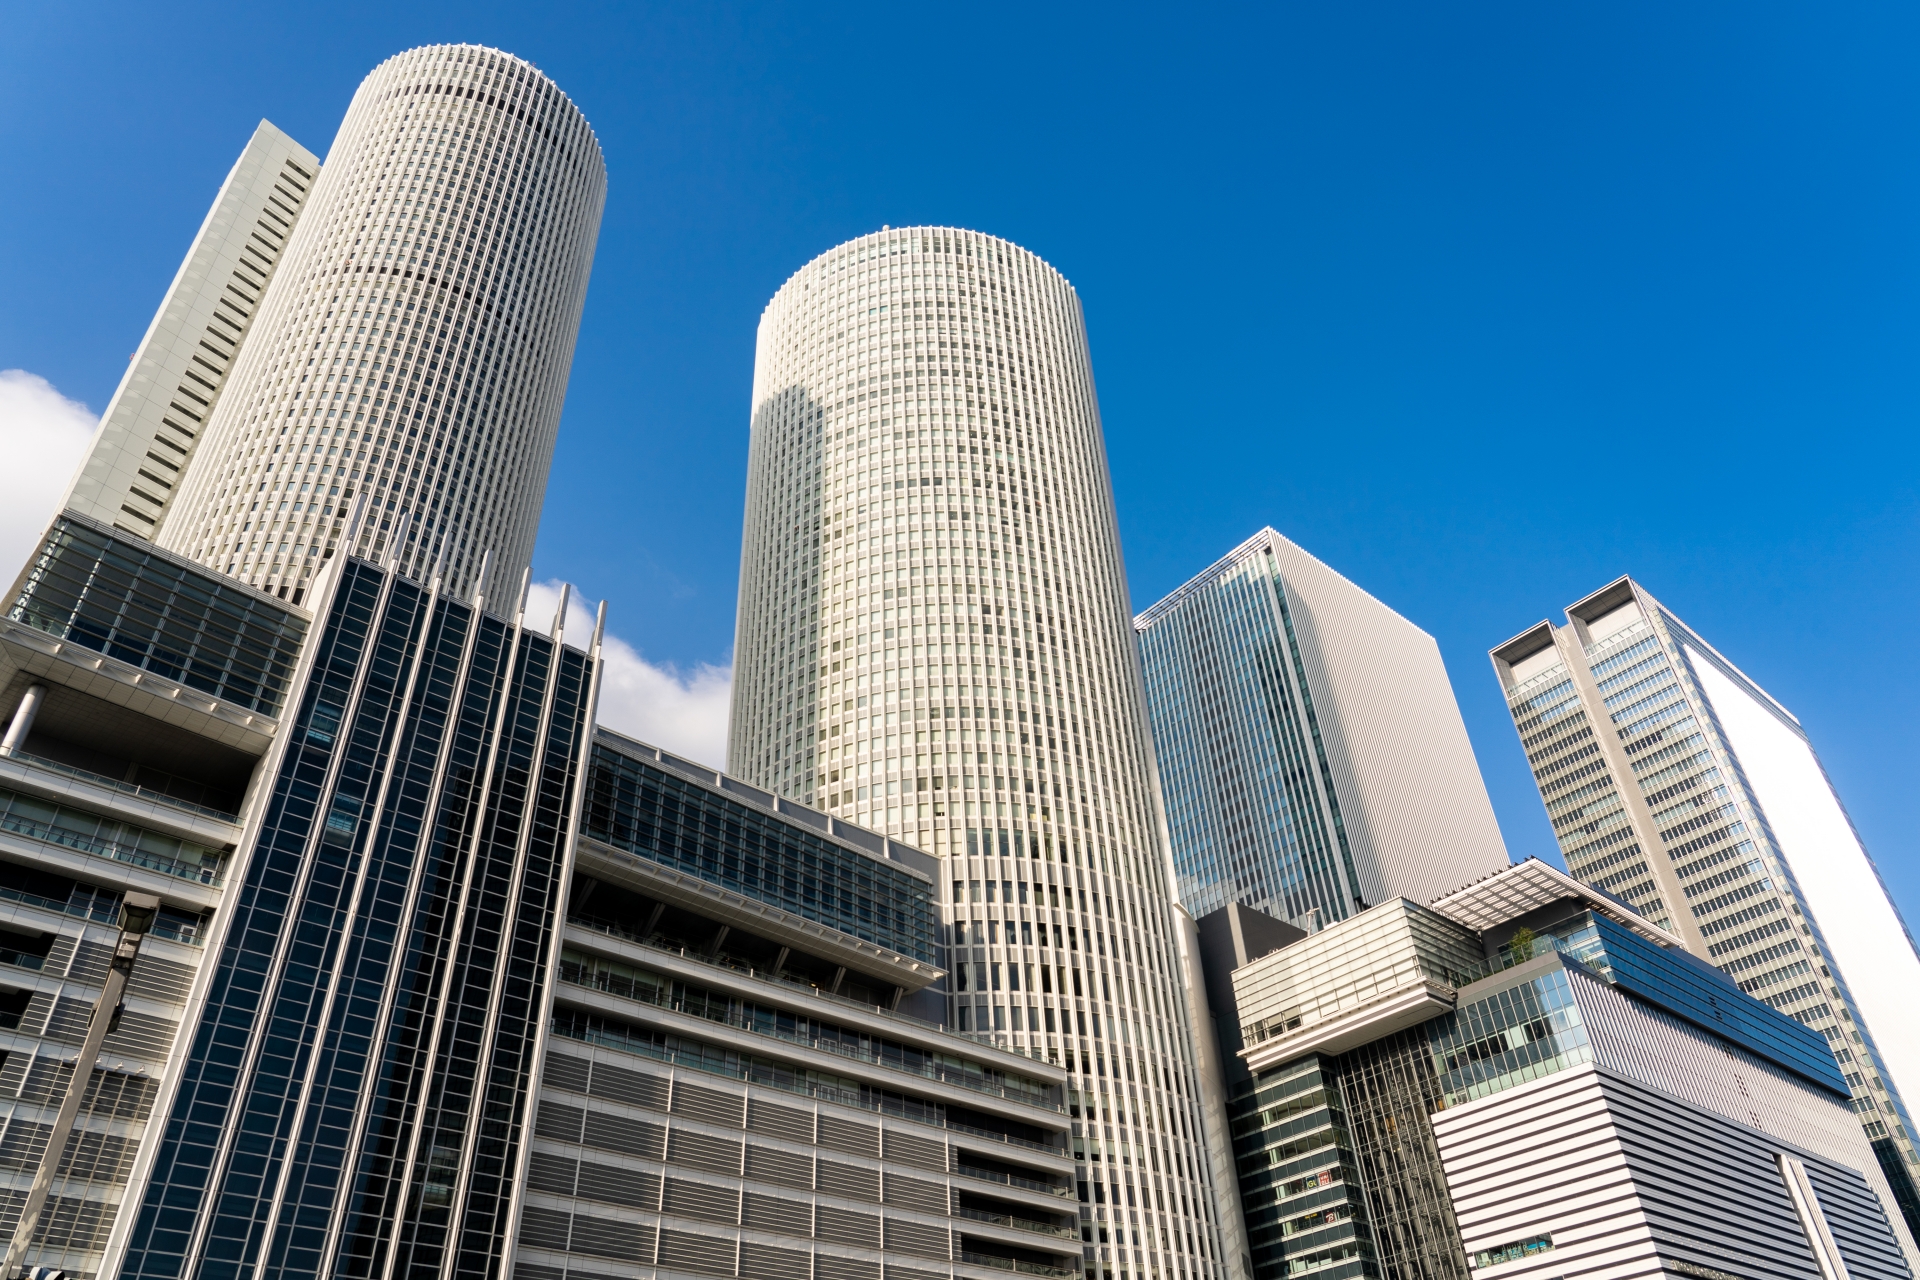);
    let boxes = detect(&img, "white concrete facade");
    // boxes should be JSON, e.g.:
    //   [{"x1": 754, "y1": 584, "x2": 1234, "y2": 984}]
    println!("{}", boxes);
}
[
  {"x1": 157, "y1": 44, "x2": 606, "y2": 602},
  {"x1": 62, "y1": 121, "x2": 319, "y2": 539},
  {"x1": 731, "y1": 228, "x2": 1239, "y2": 1280}
]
